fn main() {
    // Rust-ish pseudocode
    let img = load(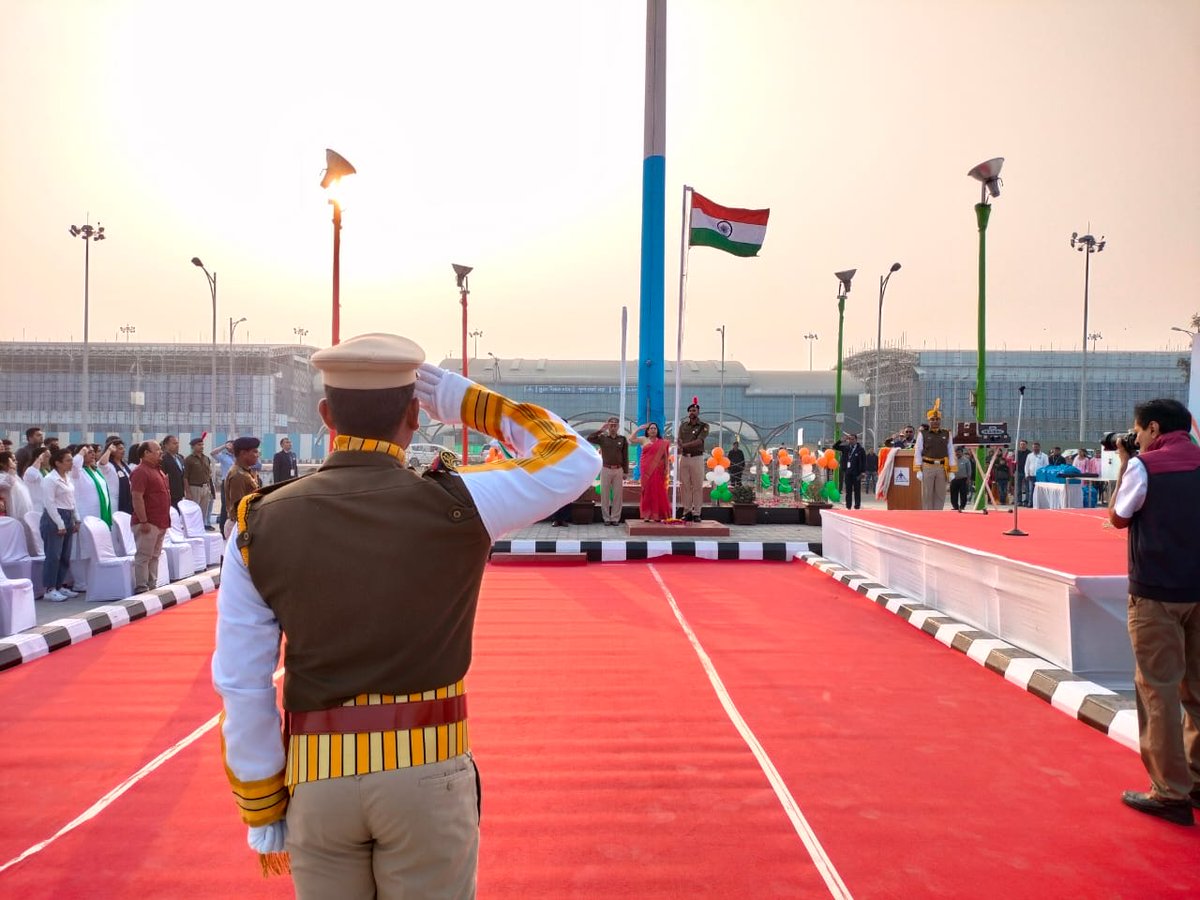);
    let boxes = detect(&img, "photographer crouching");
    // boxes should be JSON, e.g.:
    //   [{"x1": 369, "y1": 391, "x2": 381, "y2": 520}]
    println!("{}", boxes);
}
[{"x1": 1107, "y1": 398, "x2": 1200, "y2": 826}]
